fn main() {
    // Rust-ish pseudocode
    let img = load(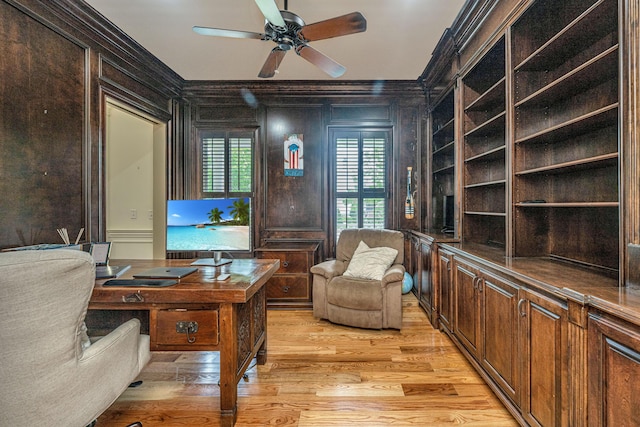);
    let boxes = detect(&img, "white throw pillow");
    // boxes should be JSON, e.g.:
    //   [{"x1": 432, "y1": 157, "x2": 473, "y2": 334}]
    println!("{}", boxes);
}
[{"x1": 343, "y1": 240, "x2": 398, "y2": 281}]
